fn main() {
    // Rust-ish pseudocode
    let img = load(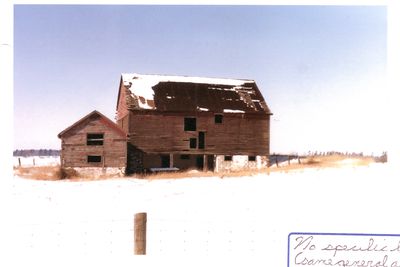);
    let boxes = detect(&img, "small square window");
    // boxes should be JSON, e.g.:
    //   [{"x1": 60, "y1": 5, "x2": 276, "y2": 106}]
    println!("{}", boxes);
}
[
  {"x1": 180, "y1": 154, "x2": 190, "y2": 160},
  {"x1": 215, "y1": 114, "x2": 223, "y2": 124},
  {"x1": 87, "y1": 155, "x2": 102, "y2": 163},
  {"x1": 184, "y1": 118, "x2": 196, "y2": 131},
  {"x1": 224, "y1": 155, "x2": 232, "y2": 161},
  {"x1": 248, "y1": 156, "x2": 256, "y2": 161},
  {"x1": 189, "y1": 138, "x2": 197, "y2": 149},
  {"x1": 87, "y1": 133, "x2": 104, "y2": 146}
]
